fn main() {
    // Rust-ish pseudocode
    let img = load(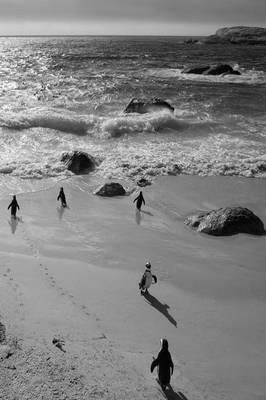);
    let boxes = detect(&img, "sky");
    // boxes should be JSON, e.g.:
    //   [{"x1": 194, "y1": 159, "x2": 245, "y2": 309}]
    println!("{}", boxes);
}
[{"x1": 0, "y1": 0, "x2": 265, "y2": 36}]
